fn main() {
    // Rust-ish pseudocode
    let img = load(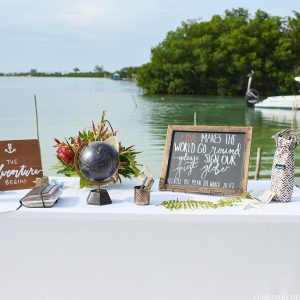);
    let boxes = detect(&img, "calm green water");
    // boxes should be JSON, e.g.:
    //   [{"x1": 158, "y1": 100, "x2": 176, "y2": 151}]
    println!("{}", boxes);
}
[{"x1": 0, "y1": 77, "x2": 299, "y2": 178}]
